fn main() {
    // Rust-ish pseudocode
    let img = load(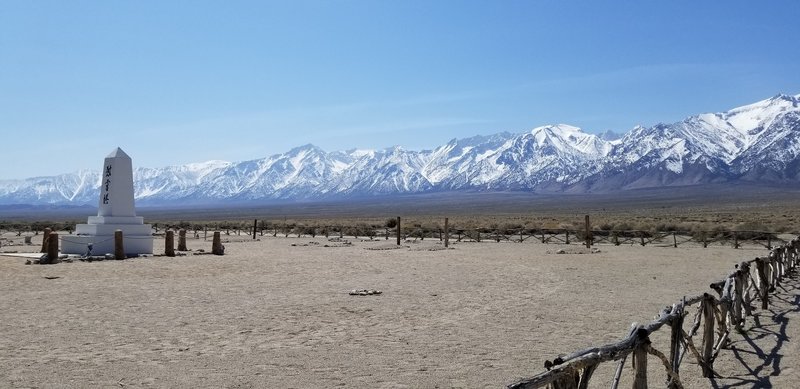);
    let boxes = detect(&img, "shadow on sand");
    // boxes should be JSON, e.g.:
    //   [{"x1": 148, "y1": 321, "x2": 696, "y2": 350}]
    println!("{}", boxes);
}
[{"x1": 709, "y1": 270, "x2": 799, "y2": 389}]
